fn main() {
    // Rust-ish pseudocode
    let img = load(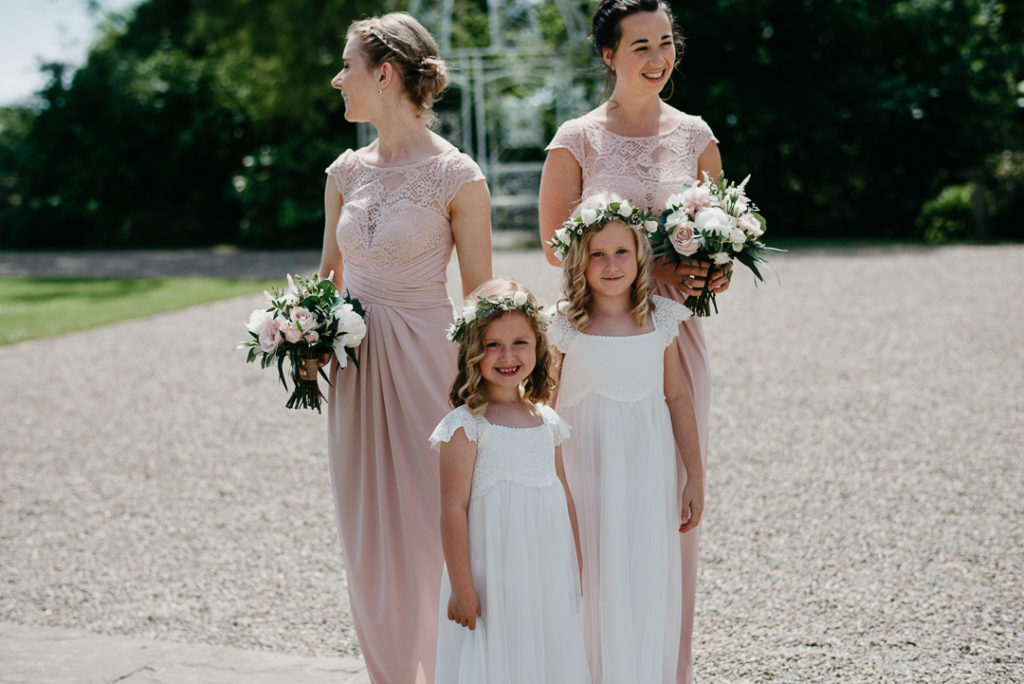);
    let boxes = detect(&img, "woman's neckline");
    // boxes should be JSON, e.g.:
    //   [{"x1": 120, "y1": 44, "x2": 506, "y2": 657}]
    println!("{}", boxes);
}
[
  {"x1": 352, "y1": 145, "x2": 455, "y2": 170},
  {"x1": 582, "y1": 111, "x2": 686, "y2": 140}
]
